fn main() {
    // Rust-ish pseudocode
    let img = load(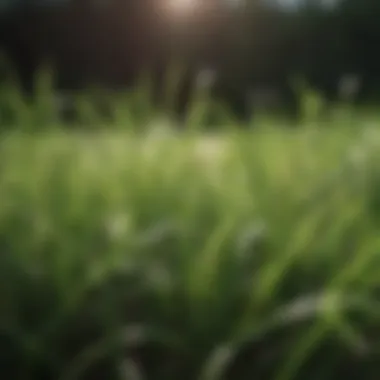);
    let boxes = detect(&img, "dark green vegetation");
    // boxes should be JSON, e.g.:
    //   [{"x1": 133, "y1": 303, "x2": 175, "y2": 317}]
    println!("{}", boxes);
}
[
  {"x1": 2, "y1": 98, "x2": 380, "y2": 379},
  {"x1": 1, "y1": 0, "x2": 380, "y2": 114}
]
